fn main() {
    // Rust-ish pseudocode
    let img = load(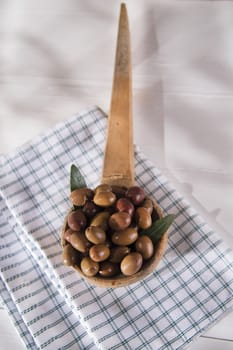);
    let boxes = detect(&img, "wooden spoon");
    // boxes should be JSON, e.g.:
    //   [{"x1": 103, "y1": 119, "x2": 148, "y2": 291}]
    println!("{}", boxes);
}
[{"x1": 62, "y1": 3, "x2": 168, "y2": 288}]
